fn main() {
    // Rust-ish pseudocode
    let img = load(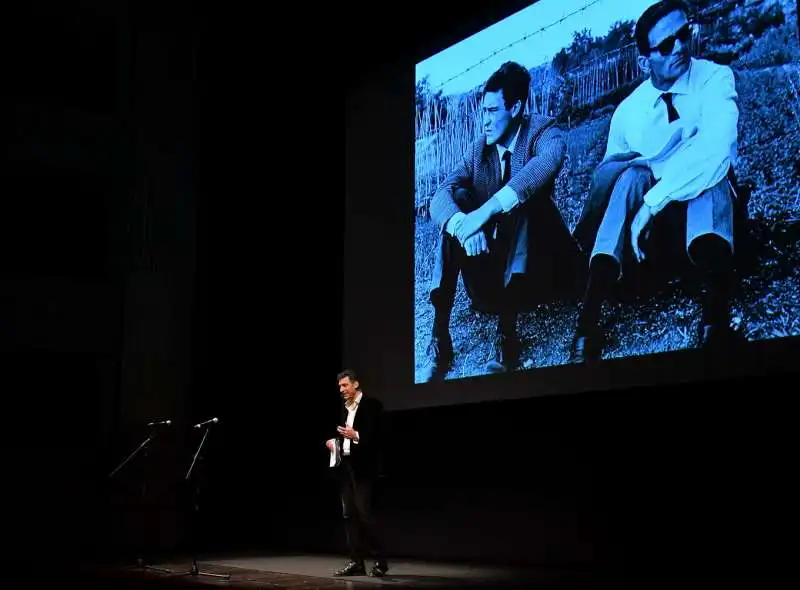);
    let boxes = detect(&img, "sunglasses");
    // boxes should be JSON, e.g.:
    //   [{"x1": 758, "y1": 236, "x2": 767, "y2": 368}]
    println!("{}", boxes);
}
[{"x1": 650, "y1": 24, "x2": 692, "y2": 57}]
